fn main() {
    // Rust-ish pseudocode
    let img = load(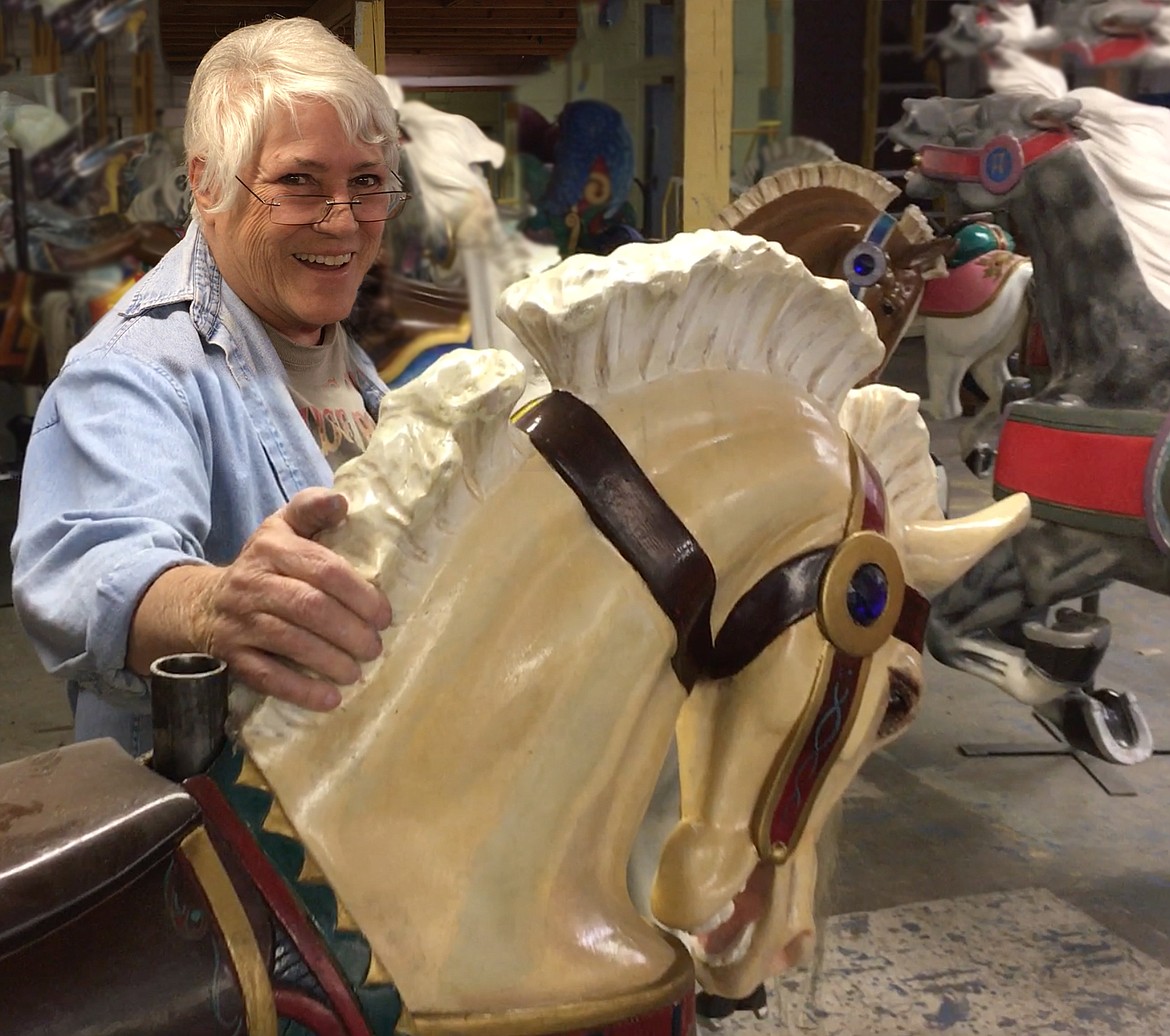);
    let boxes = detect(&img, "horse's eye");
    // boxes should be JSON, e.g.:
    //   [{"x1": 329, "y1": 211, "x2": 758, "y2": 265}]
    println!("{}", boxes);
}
[{"x1": 879, "y1": 668, "x2": 921, "y2": 740}]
